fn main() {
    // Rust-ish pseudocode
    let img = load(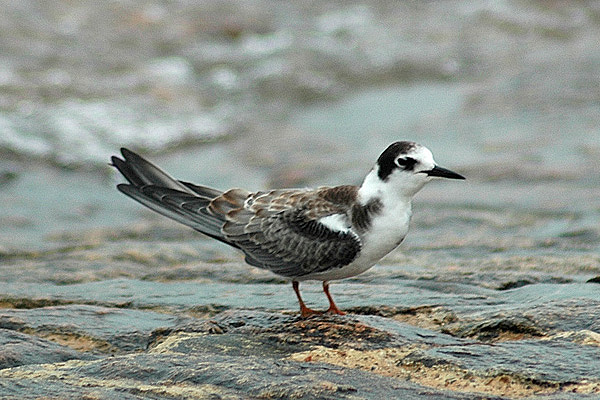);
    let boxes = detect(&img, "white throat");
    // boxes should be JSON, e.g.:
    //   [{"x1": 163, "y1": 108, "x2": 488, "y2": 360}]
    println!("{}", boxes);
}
[{"x1": 357, "y1": 169, "x2": 418, "y2": 207}]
